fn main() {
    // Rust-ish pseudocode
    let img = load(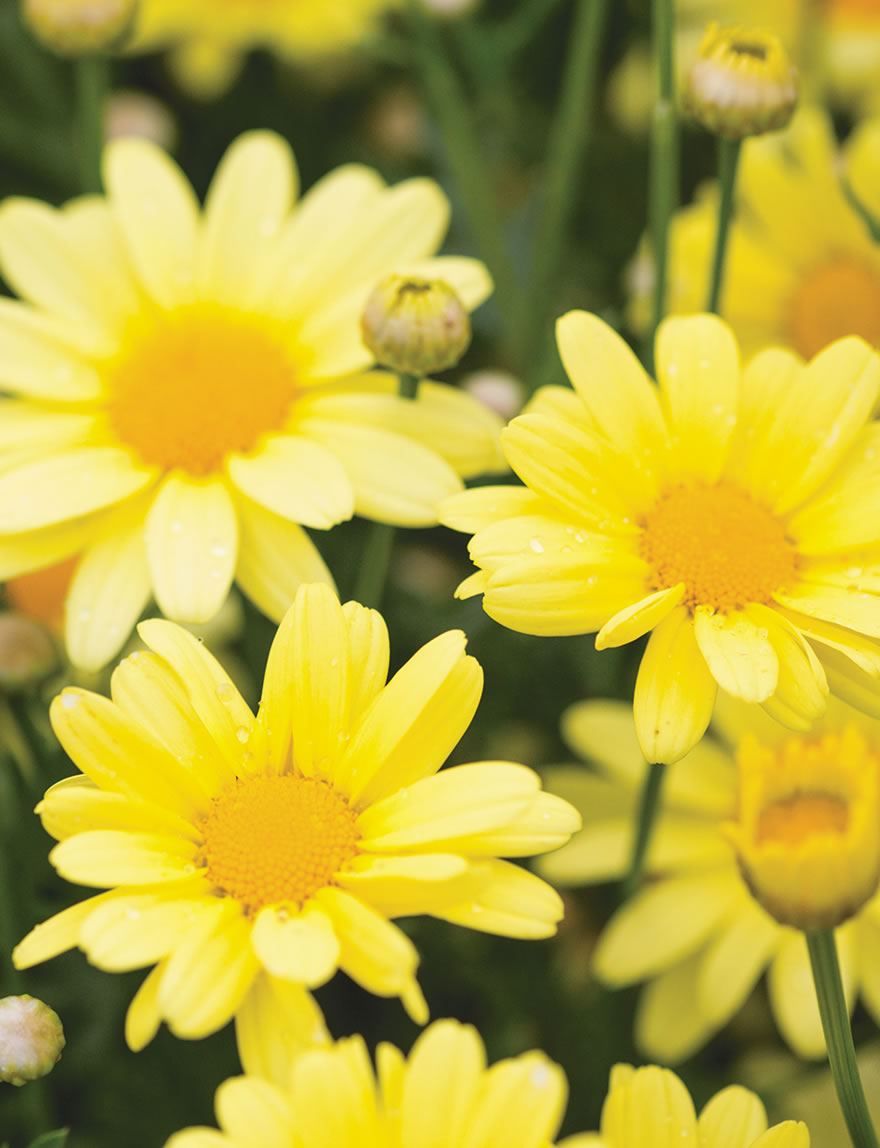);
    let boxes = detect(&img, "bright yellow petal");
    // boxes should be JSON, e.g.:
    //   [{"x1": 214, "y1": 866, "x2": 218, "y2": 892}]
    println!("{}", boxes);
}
[
  {"x1": 235, "y1": 972, "x2": 329, "y2": 1086},
  {"x1": 104, "y1": 137, "x2": 200, "y2": 308},
  {"x1": 774, "y1": 583, "x2": 880, "y2": 638},
  {"x1": 234, "y1": 492, "x2": 335, "y2": 623},
  {"x1": 146, "y1": 475, "x2": 238, "y2": 625},
  {"x1": 596, "y1": 584, "x2": 685, "y2": 650},
  {"x1": 0, "y1": 307, "x2": 103, "y2": 395},
  {"x1": 599, "y1": 1063, "x2": 698, "y2": 1146},
  {"x1": 555, "y1": 310, "x2": 667, "y2": 461},
  {"x1": 13, "y1": 891, "x2": 115, "y2": 969},
  {"x1": 37, "y1": 776, "x2": 198, "y2": 842},
  {"x1": 226, "y1": 433, "x2": 354, "y2": 530},
  {"x1": 197, "y1": 131, "x2": 297, "y2": 309},
  {"x1": 748, "y1": 603, "x2": 828, "y2": 729},
  {"x1": 462, "y1": 1052, "x2": 567, "y2": 1148},
  {"x1": 750, "y1": 1125, "x2": 810, "y2": 1148},
  {"x1": 338, "y1": 854, "x2": 469, "y2": 917},
  {"x1": 288, "y1": 1039, "x2": 382, "y2": 1147},
  {"x1": 251, "y1": 902, "x2": 340, "y2": 987},
  {"x1": 439, "y1": 485, "x2": 545, "y2": 534},
  {"x1": 693, "y1": 606, "x2": 779, "y2": 703},
  {"x1": 125, "y1": 961, "x2": 165, "y2": 1051},
  {"x1": 788, "y1": 424, "x2": 880, "y2": 555},
  {"x1": 79, "y1": 891, "x2": 216, "y2": 971},
  {"x1": 64, "y1": 507, "x2": 152, "y2": 672},
  {"x1": 0, "y1": 448, "x2": 154, "y2": 533},
  {"x1": 655, "y1": 314, "x2": 739, "y2": 483},
  {"x1": 214, "y1": 1076, "x2": 292, "y2": 1147},
  {"x1": 443, "y1": 791, "x2": 581, "y2": 858},
  {"x1": 697, "y1": 1085, "x2": 767, "y2": 1148},
  {"x1": 342, "y1": 600, "x2": 389, "y2": 727},
  {"x1": 401, "y1": 1021, "x2": 485, "y2": 1148},
  {"x1": 633, "y1": 607, "x2": 717, "y2": 764},
  {"x1": 50, "y1": 830, "x2": 199, "y2": 886},
  {"x1": 818, "y1": 643, "x2": 880, "y2": 719},
  {"x1": 341, "y1": 630, "x2": 481, "y2": 806},
  {"x1": 431, "y1": 859, "x2": 563, "y2": 939}
]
